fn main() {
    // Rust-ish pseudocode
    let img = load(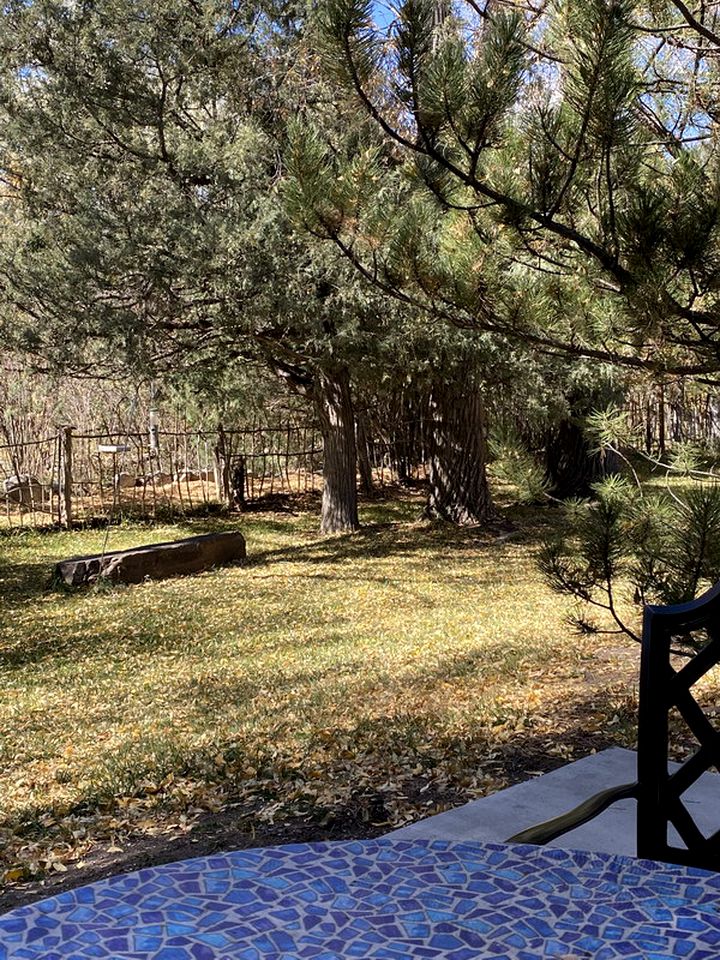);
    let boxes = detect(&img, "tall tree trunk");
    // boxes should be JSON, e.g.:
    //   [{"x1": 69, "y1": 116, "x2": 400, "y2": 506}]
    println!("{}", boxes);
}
[
  {"x1": 657, "y1": 382, "x2": 666, "y2": 458},
  {"x1": 426, "y1": 381, "x2": 494, "y2": 525},
  {"x1": 544, "y1": 418, "x2": 608, "y2": 500},
  {"x1": 392, "y1": 393, "x2": 414, "y2": 484},
  {"x1": 315, "y1": 365, "x2": 359, "y2": 533},
  {"x1": 355, "y1": 410, "x2": 374, "y2": 498},
  {"x1": 544, "y1": 381, "x2": 623, "y2": 499}
]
